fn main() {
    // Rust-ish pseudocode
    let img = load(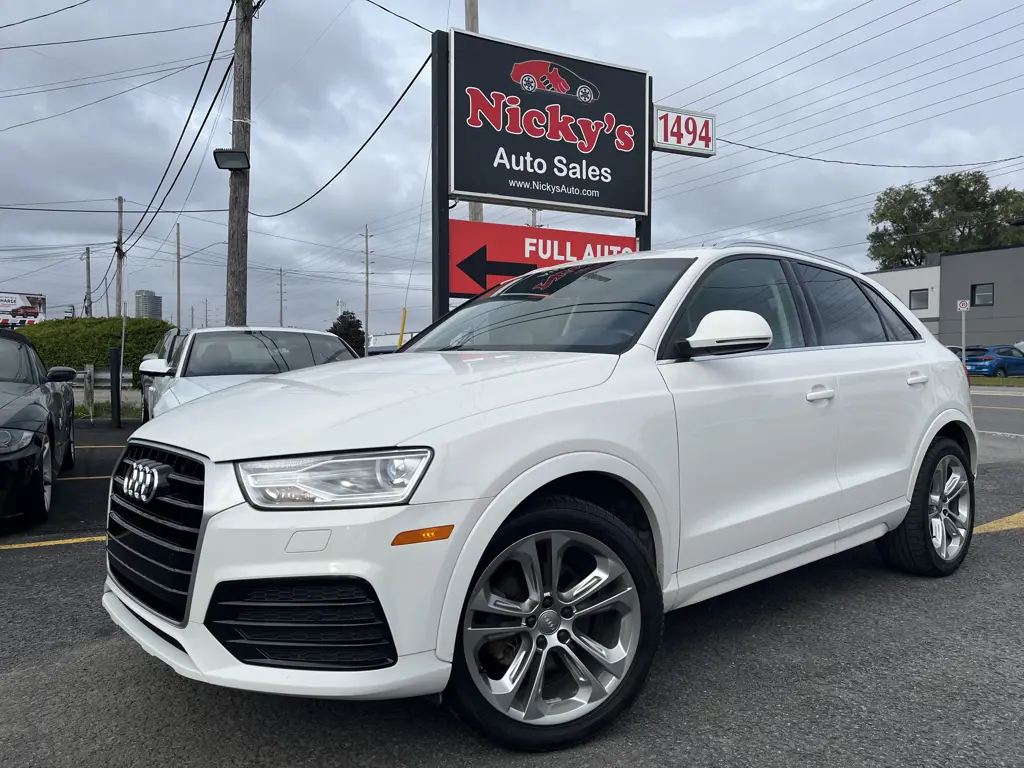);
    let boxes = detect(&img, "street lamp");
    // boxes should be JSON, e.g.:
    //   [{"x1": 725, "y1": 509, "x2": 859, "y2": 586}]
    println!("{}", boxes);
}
[
  {"x1": 178, "y1": 241, "x2": 227, "y2": 328},
  {"x1": 213, "y1": 148, "x2": 250, "y2": 170}
]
